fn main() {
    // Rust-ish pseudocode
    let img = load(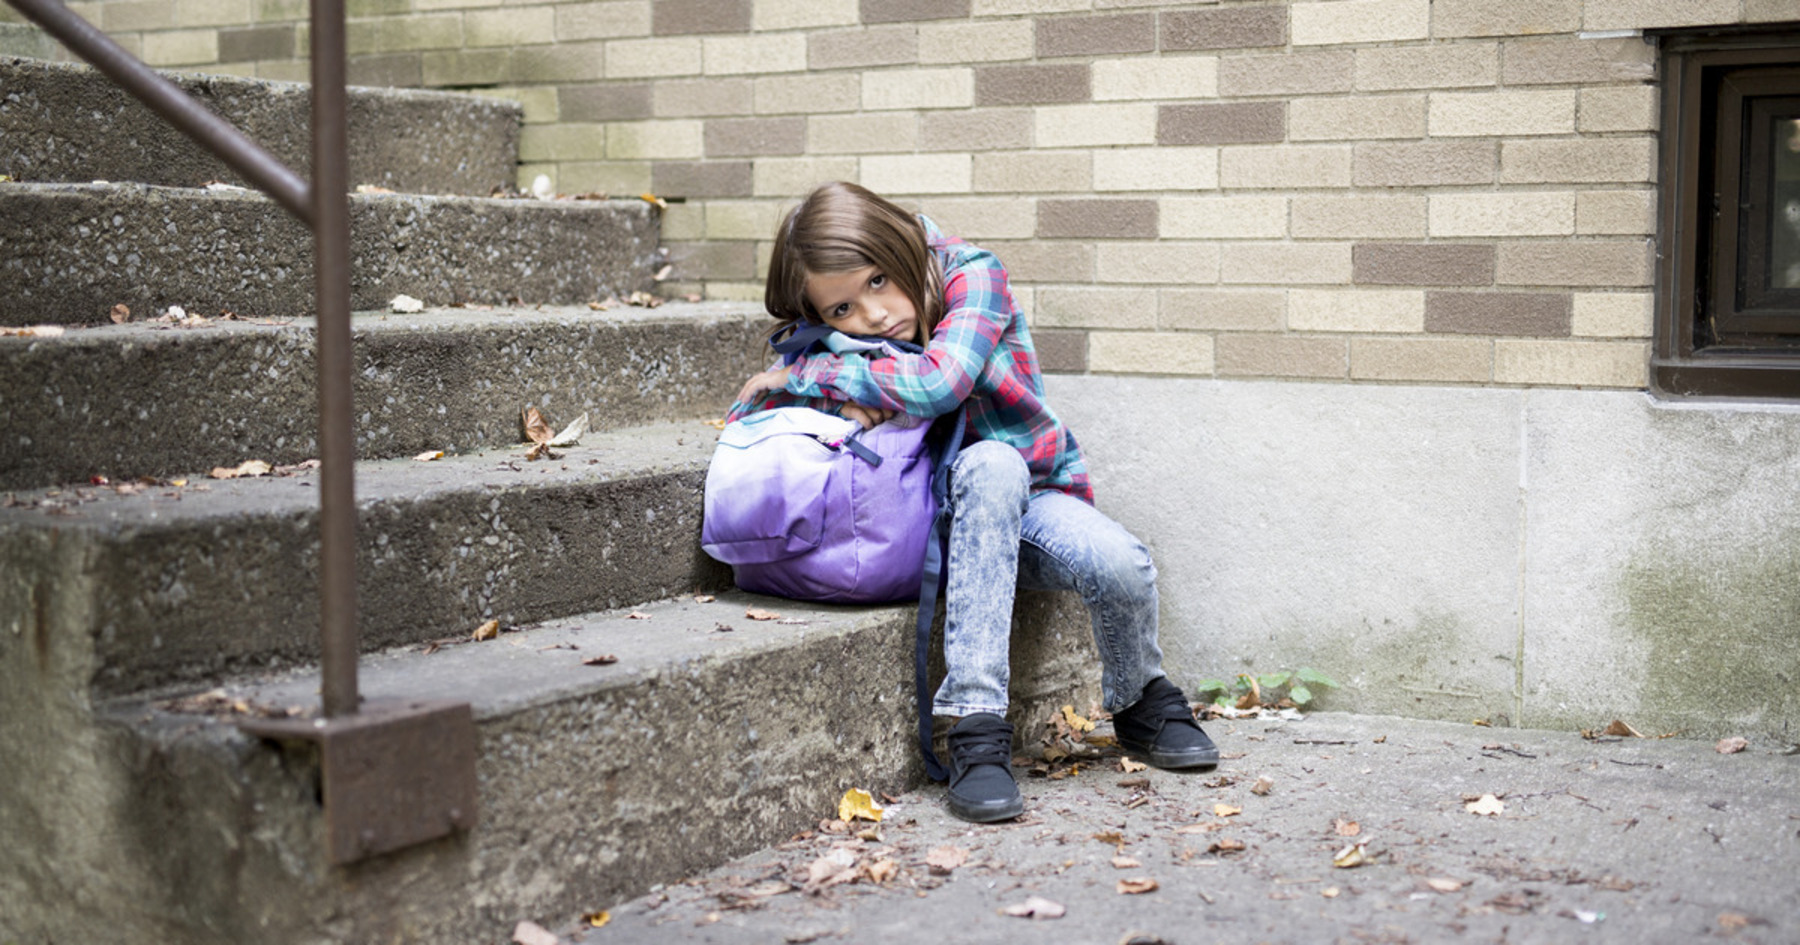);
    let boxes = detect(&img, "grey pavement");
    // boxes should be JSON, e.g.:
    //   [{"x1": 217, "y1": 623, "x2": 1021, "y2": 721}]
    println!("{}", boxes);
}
[{"x1": 558, "y1": 712, "x2": 1798, "y2": 945}]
